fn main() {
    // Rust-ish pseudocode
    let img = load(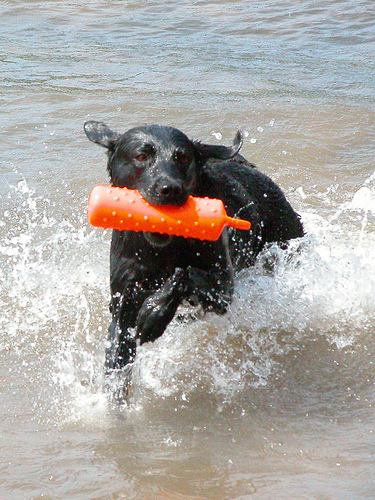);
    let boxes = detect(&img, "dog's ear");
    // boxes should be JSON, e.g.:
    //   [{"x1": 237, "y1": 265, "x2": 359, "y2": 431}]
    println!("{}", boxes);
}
[
  {"x1": 193, "y1": 130, "x2": 243, "y2": 162},
  {"x1": 84, "y1": 121, "x2": 121, "y2": 149}
]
